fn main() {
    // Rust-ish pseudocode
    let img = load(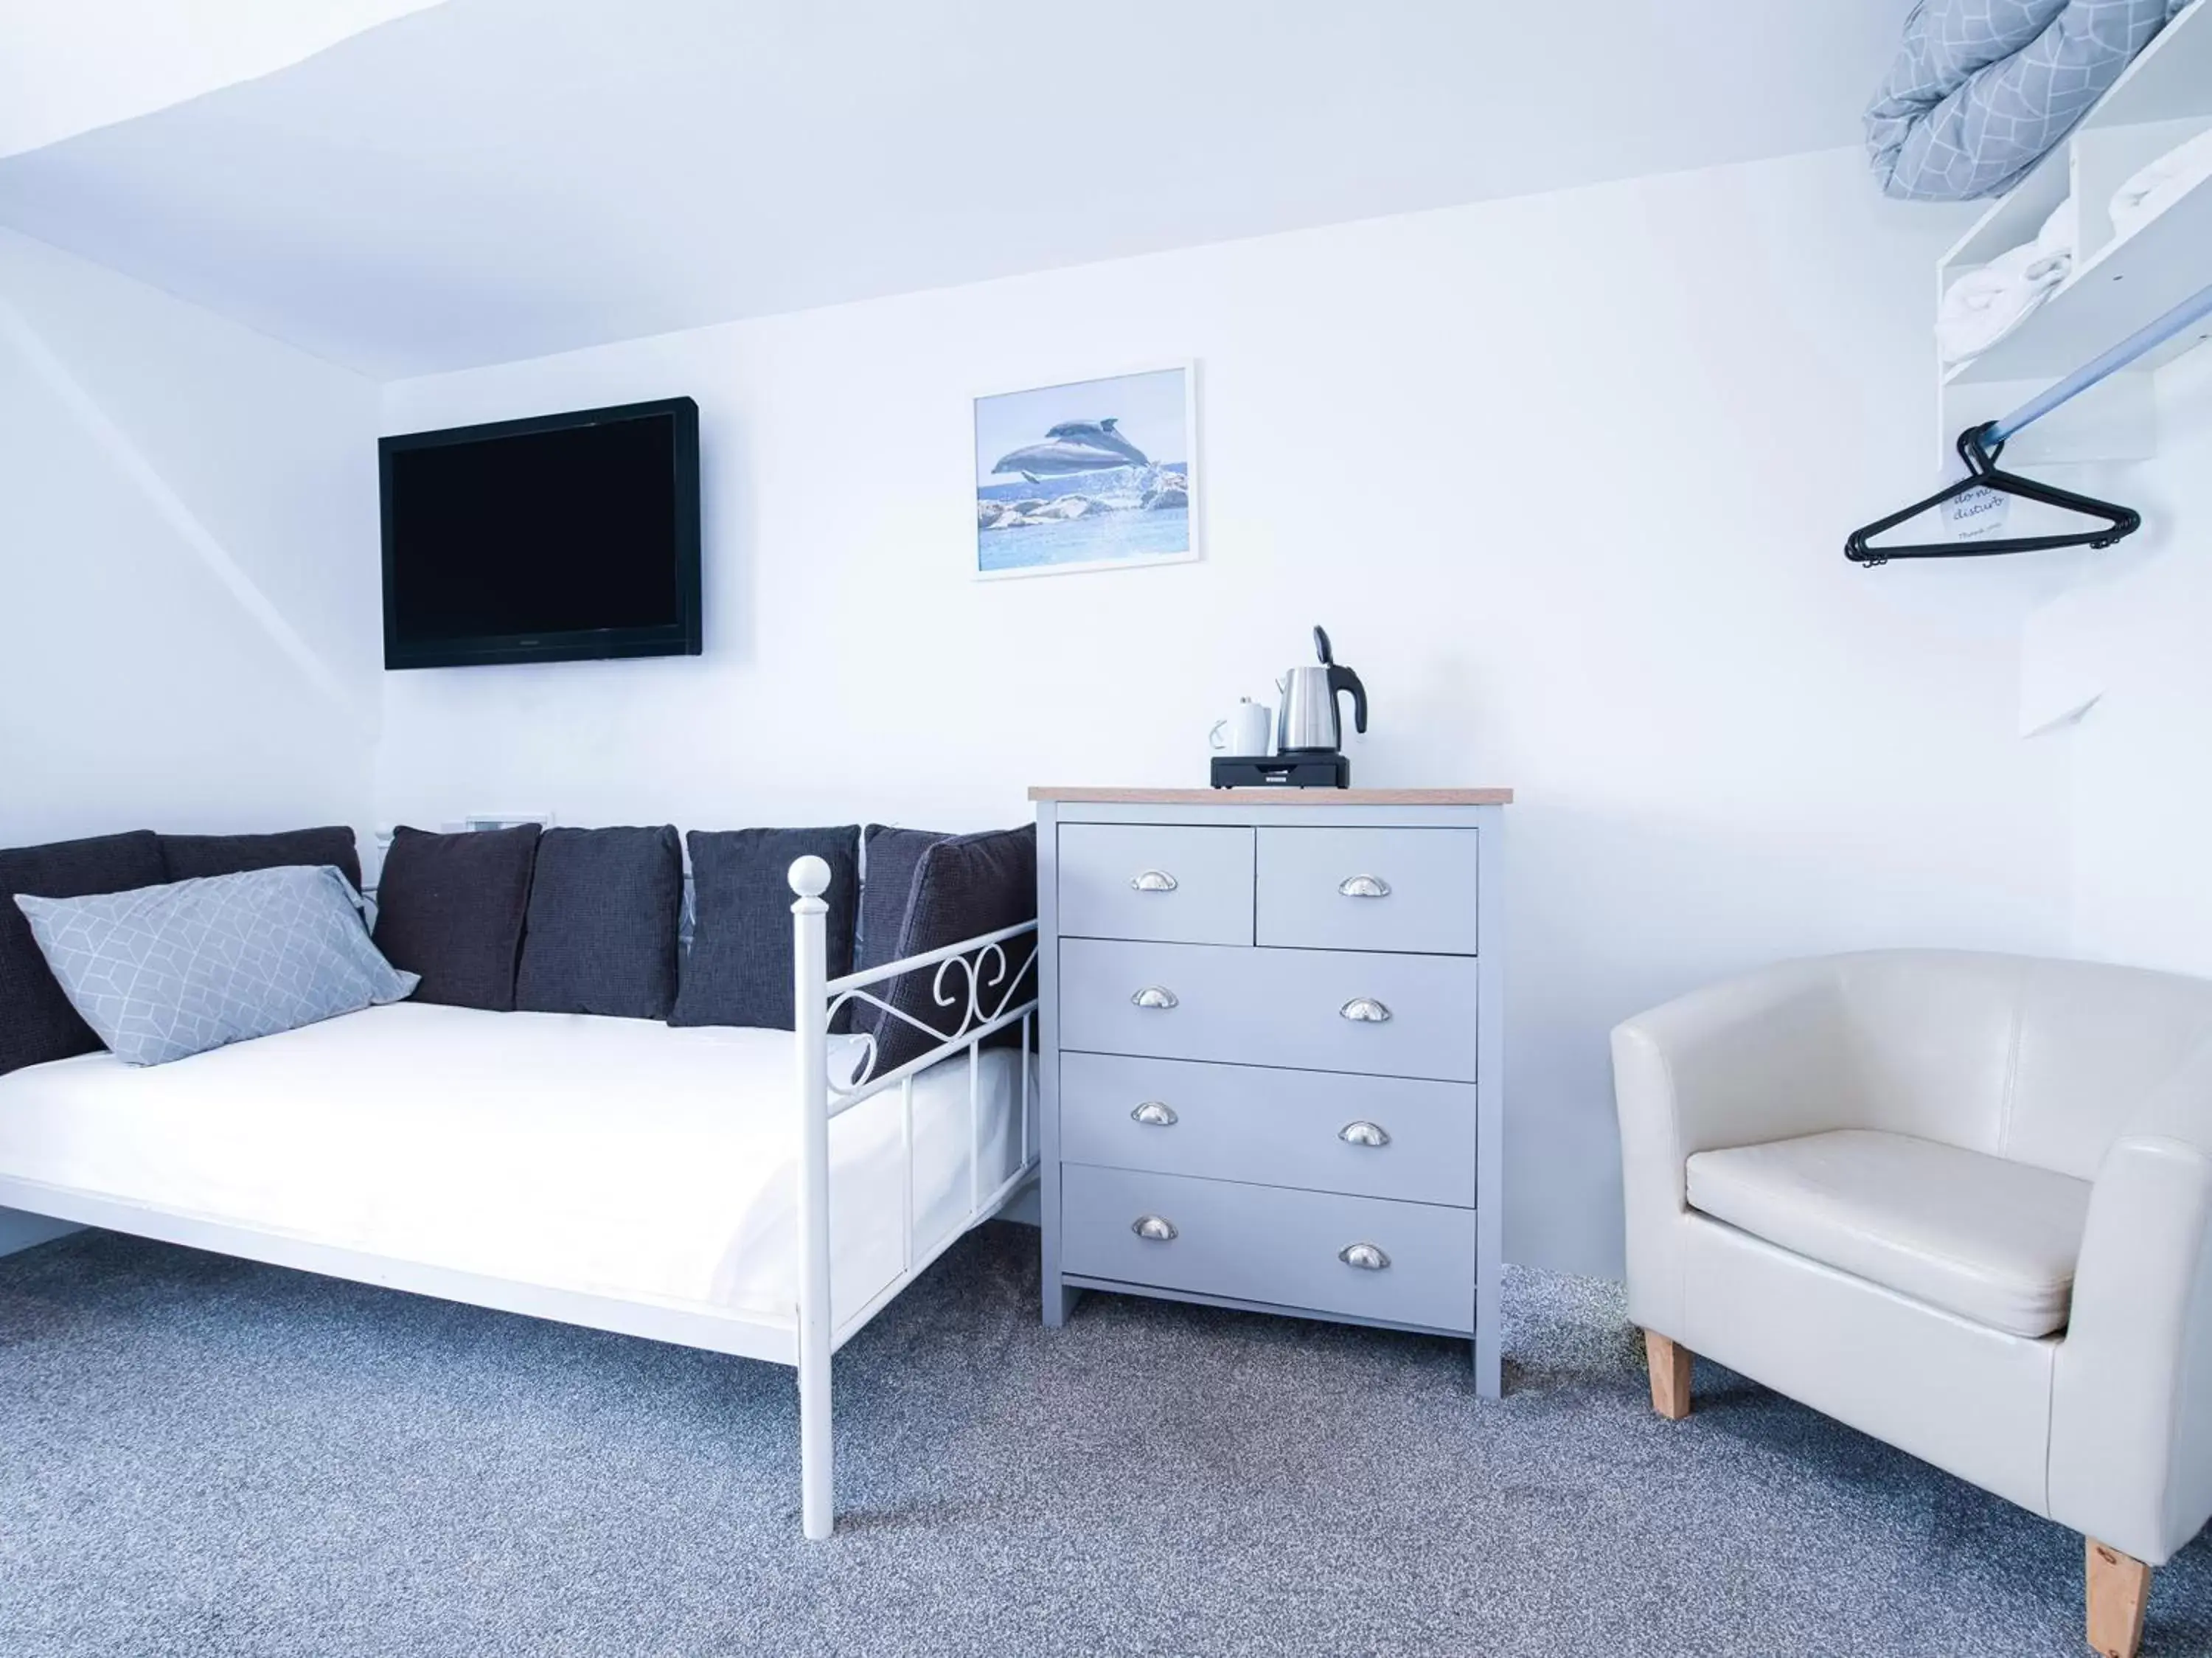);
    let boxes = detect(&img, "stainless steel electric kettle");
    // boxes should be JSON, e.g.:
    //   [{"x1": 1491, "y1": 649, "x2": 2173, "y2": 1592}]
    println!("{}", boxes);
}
[{"x1": 1276, "y1": 626, "x2": 1368, "y2": 754}]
